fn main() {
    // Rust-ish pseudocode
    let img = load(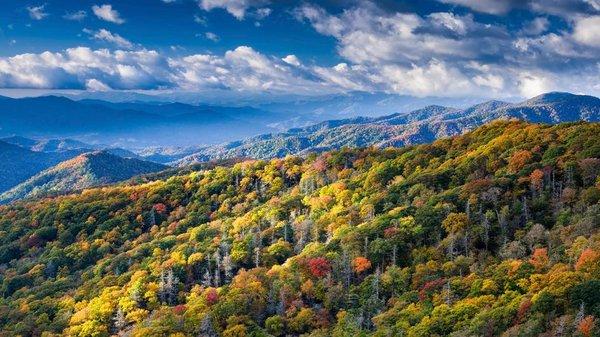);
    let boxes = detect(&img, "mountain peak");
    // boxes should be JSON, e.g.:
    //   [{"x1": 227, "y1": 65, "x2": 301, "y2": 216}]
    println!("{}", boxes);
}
[{"x1": 525, "y1": 91, "x2": 593, "y2": 104}]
